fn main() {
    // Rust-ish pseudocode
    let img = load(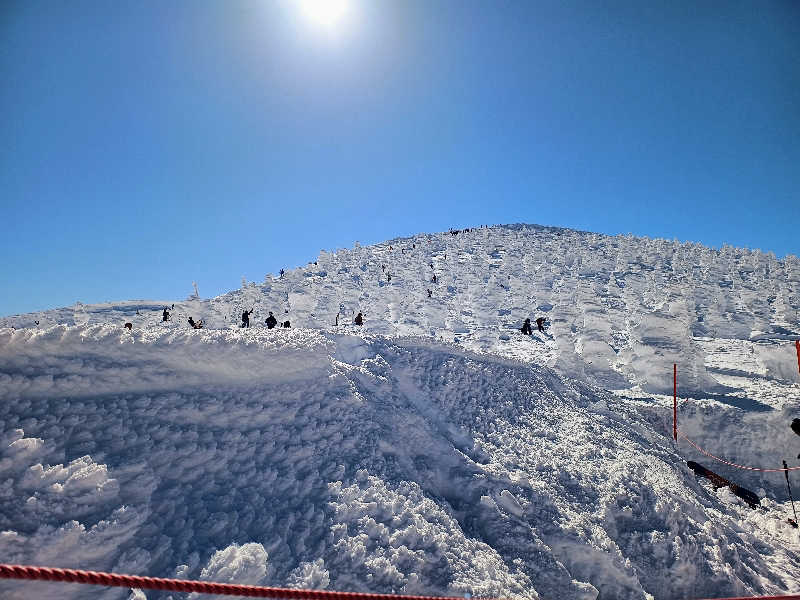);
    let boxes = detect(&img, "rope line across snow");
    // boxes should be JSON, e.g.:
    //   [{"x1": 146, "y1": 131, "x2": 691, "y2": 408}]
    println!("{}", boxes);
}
[
  {"x1": 1, "y1": 564, "x2": 799, "y2": 600},
  {"x1": 0, "y1": 563, "x2": 492, "y2": 600},
  {"x1": 678, "y1": 431, "x2": 800, "y2": 472}
]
